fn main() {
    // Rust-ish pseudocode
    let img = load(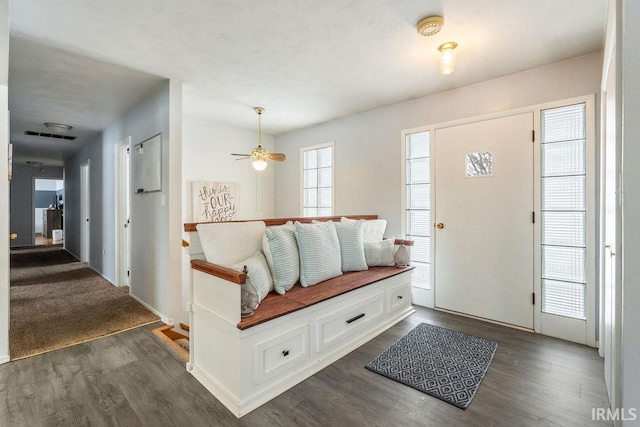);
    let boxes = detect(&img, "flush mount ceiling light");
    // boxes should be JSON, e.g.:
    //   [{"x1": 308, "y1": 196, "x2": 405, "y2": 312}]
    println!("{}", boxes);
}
[
  {"x1": 44, "y1": 122, "x2": 73, "y2": 134},
  {"x1": 417, "y1": 16, "x2": 444, "y2": 37},
  {"x1": 438, "y1": 41, "x2": 458, "y2": 75},
  {"x1": 230, "y1": 107, "x2": 286, "y2": 171}
]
